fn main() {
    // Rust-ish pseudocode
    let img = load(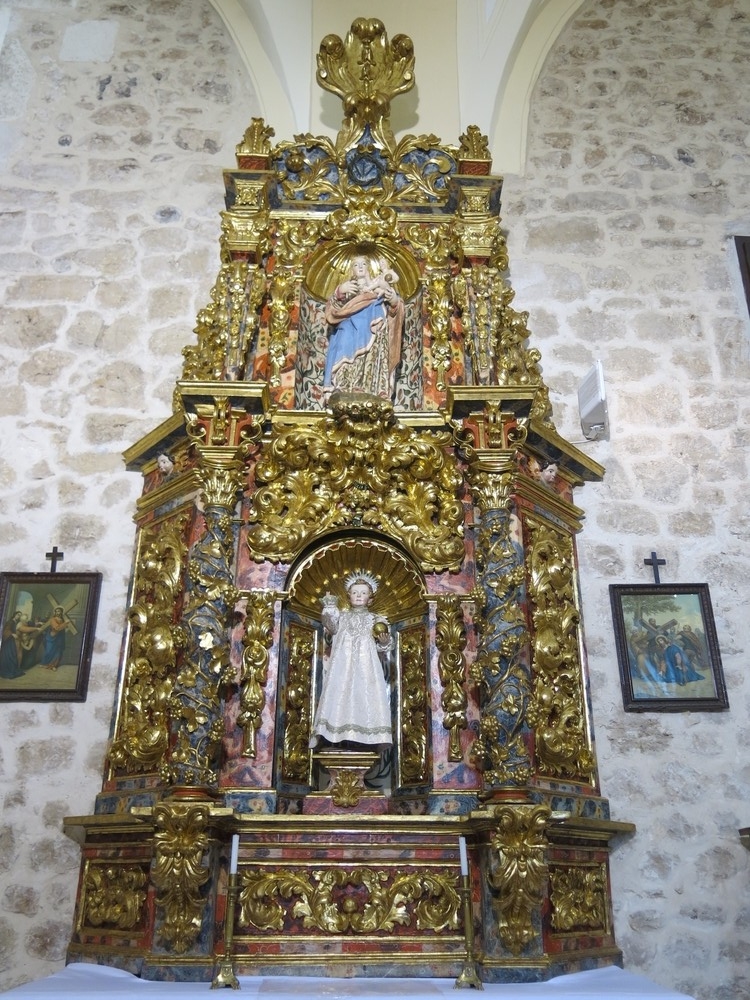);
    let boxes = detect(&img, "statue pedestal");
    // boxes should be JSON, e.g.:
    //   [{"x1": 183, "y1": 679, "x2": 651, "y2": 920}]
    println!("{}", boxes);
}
[{"x1": 305, "y1": 748, "x2": 388, "y2": 814}]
